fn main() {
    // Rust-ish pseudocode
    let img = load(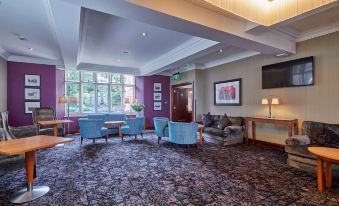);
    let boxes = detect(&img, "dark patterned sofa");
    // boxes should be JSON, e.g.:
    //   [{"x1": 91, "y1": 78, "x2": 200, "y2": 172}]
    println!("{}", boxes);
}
[
  {"x1": 201, "y1": 115, "x2": 244, "y2": 146},
  {"x1": 0, "y1": 111, "x2": 38, "y2": 176},
  {"x1": 285, "y1": 121, "x2": 339, "y2": 177}
]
